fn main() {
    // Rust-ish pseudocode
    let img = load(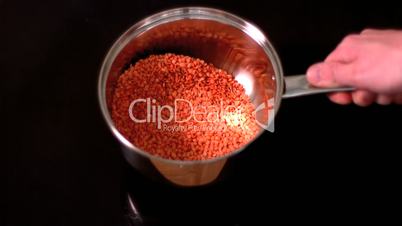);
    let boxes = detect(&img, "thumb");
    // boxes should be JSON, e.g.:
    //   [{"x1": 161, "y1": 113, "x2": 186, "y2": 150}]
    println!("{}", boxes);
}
[{"x1": 306, "y1": 62, "x2": 356, "y2": 88}]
